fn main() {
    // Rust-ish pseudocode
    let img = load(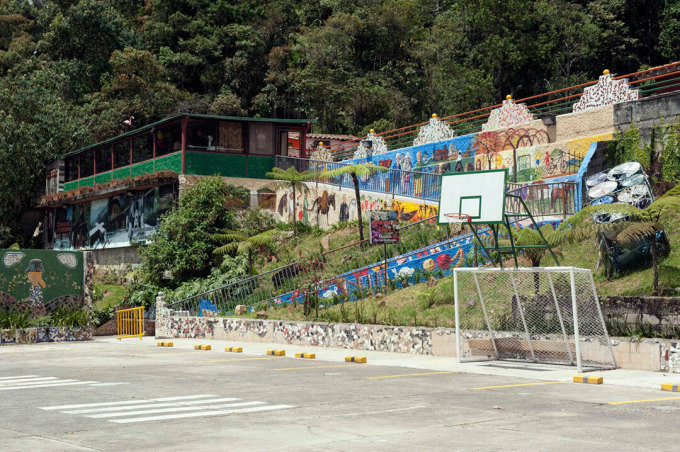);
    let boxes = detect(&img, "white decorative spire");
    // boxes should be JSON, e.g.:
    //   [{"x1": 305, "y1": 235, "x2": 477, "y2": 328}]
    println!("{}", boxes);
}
[
  {"x1": 482, "y1": 95, "x2": 534, "y2": 132},
  {"x1": 572, "y1": 70, "x2": 640, "y2": 113},
  {"x1": 413, "y1": 114, "x2": 455, "y2": 146},
  {"x1": 309, "y1": 142, "x2": 333, "y2": 162},
  {"x1": 353, "y1": 129, "x2": 388, "y2": 159}
]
